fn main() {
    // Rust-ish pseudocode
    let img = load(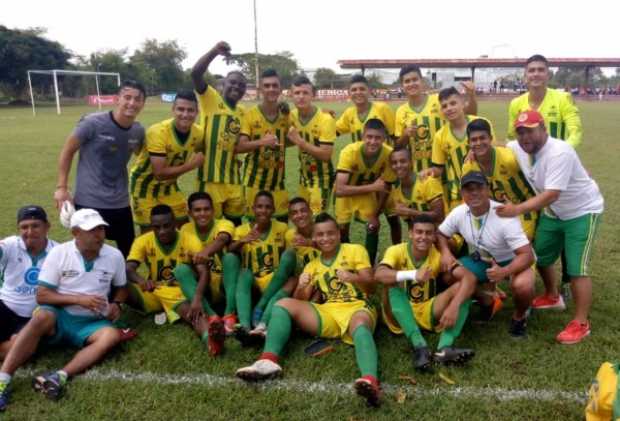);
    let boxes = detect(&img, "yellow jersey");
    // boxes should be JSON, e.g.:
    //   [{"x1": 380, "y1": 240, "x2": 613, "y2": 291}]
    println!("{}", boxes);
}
[
  {"x1": 179, "y1": 218, "x2": 235, "y2": 275},
  {"x1": 130, "y1": 118, "x2": 203, "y2": 199},
  {"x1": 380, "y1": 243, "x2": 442, "y2": 303},
  {"x1": 507, "y1": 88, "x2": 582, "y2": 148},
  {"x1": 336, "y1": 101, "x2": 395, "y2": 143},
  {"x1": 395, "y1": 94, "x2": 444, "y2": 172},
  {"x1": 285, "y1": 228, "x2": 320, "y2": 273},
  {"x1": 240, "y1": 104, "x2": 290, "y2": 191},
  {"x1": 234, "y1": 220, "x2": 288, "y2": 278},
  {"x1": 336, "y1": 141, "x2": 396, "y2": 185},
  {"x1": 196, "y1": 86, "x2": 245, "y2": 185},
  {"x1": 390, "y1": 175, "x2": 444, "y2": 214},
  {"x1": 303, "y1": 243, "x2": 372, "y2": 304},
  {"x1": 290, "y1": 108, "x2": 336, "y2": 190},
  {"x1": 127, "y1": 230, "x2": 203, "y2": 284}
]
